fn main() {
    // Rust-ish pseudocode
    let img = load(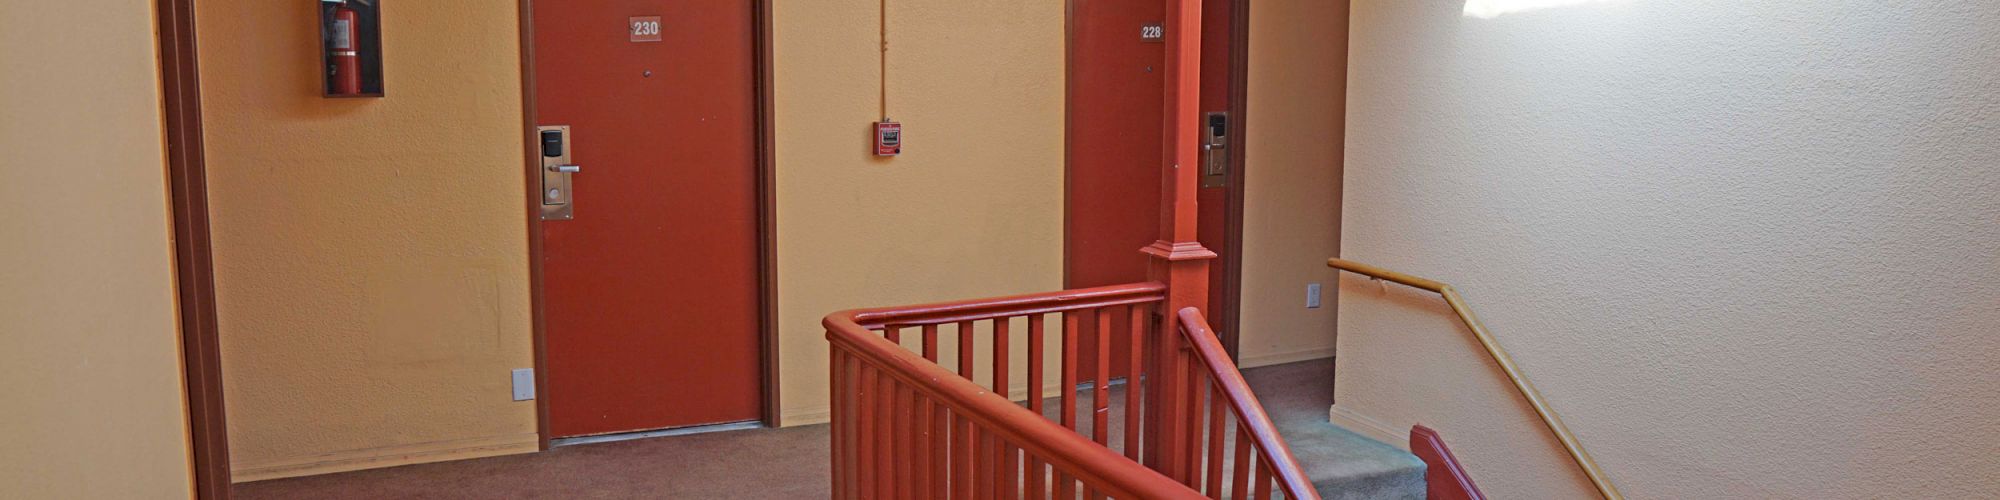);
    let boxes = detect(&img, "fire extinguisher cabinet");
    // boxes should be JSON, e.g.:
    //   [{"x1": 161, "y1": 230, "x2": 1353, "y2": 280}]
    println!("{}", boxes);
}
[{"x1": 320, "y1": 0, "x2": 384, "y2": 97}]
